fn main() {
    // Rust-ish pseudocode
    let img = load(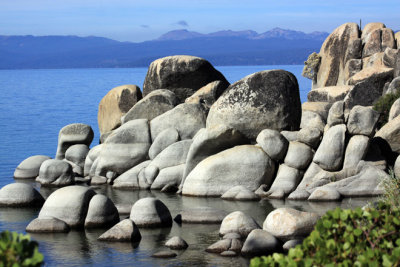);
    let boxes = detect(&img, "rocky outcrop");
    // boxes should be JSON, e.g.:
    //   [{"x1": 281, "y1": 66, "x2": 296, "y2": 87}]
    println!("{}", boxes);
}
[
  {"x1": 207, "y1": 70, "x2": 301, "y2": 140},
  {"x1": 182, "y1": 145, "x2": 275, "y2": 196},
  {"x1": 142, "y1": 55, "x2": 228, "y2": 102},
  {"x1": 14, "y1": 155, "x2": 51, "y2": 179},
  {"x1": 98, "y1": 84, "x2": 142, "y2": 135},
  {"x1": 122, "y1": 89, "x2": 179, "y2": 123}
]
